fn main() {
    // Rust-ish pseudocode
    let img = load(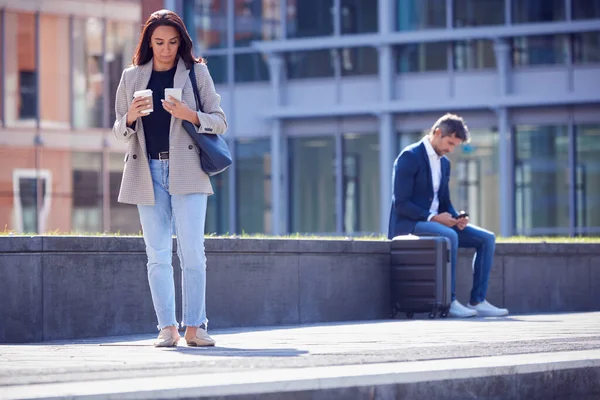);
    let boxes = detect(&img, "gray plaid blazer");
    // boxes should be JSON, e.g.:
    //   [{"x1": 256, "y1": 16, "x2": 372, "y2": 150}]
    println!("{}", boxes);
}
[{"x1": 112, "y1": 58, "x2": 227, "y2": 205}]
